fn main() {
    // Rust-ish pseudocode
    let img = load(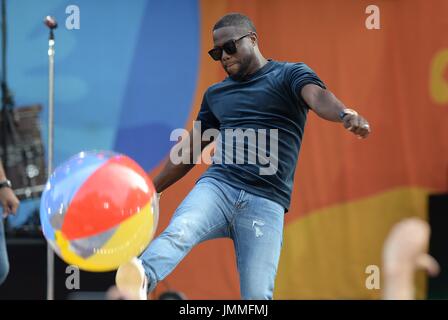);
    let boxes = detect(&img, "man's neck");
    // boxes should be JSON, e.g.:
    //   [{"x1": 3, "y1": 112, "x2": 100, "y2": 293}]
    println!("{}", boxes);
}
[{"x1": 247, "y1": 55, "x2": 268, "y2": 75}]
